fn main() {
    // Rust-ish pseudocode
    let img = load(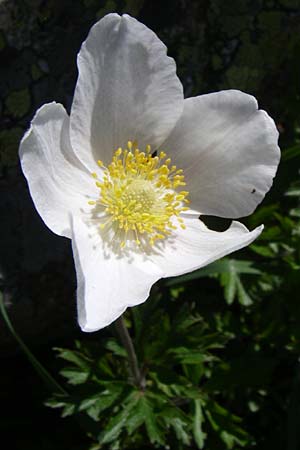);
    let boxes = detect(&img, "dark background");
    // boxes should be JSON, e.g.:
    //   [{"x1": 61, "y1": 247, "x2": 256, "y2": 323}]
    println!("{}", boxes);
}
[{"x1": 1, "y1": 0, "x2": 300, "y2": 449}]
